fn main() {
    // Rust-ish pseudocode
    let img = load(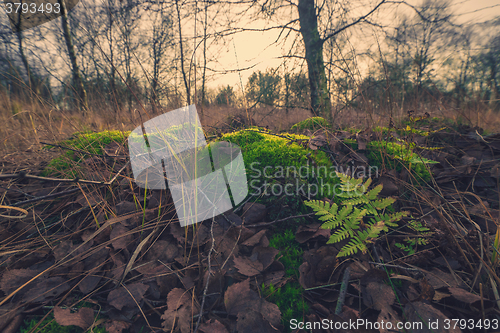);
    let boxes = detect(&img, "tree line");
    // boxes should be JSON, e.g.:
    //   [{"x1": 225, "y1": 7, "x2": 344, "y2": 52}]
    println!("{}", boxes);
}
[{"x1": 0, "y1": 0, "x2": 498, "y2": 120}]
